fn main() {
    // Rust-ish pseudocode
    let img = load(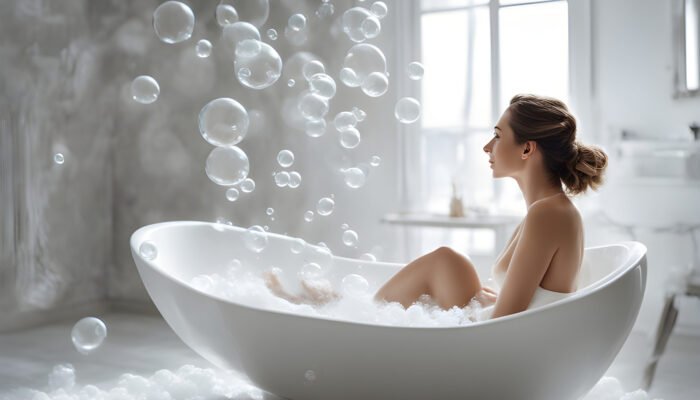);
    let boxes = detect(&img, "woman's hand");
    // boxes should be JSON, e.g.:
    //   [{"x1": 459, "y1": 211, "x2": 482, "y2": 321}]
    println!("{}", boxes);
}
[
  {"x1": 263, "y1": 269, "x2": 340, "y2": 306},
  {"x1": 475, "y1": 286, "x2": 498, "y2": 307}
]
